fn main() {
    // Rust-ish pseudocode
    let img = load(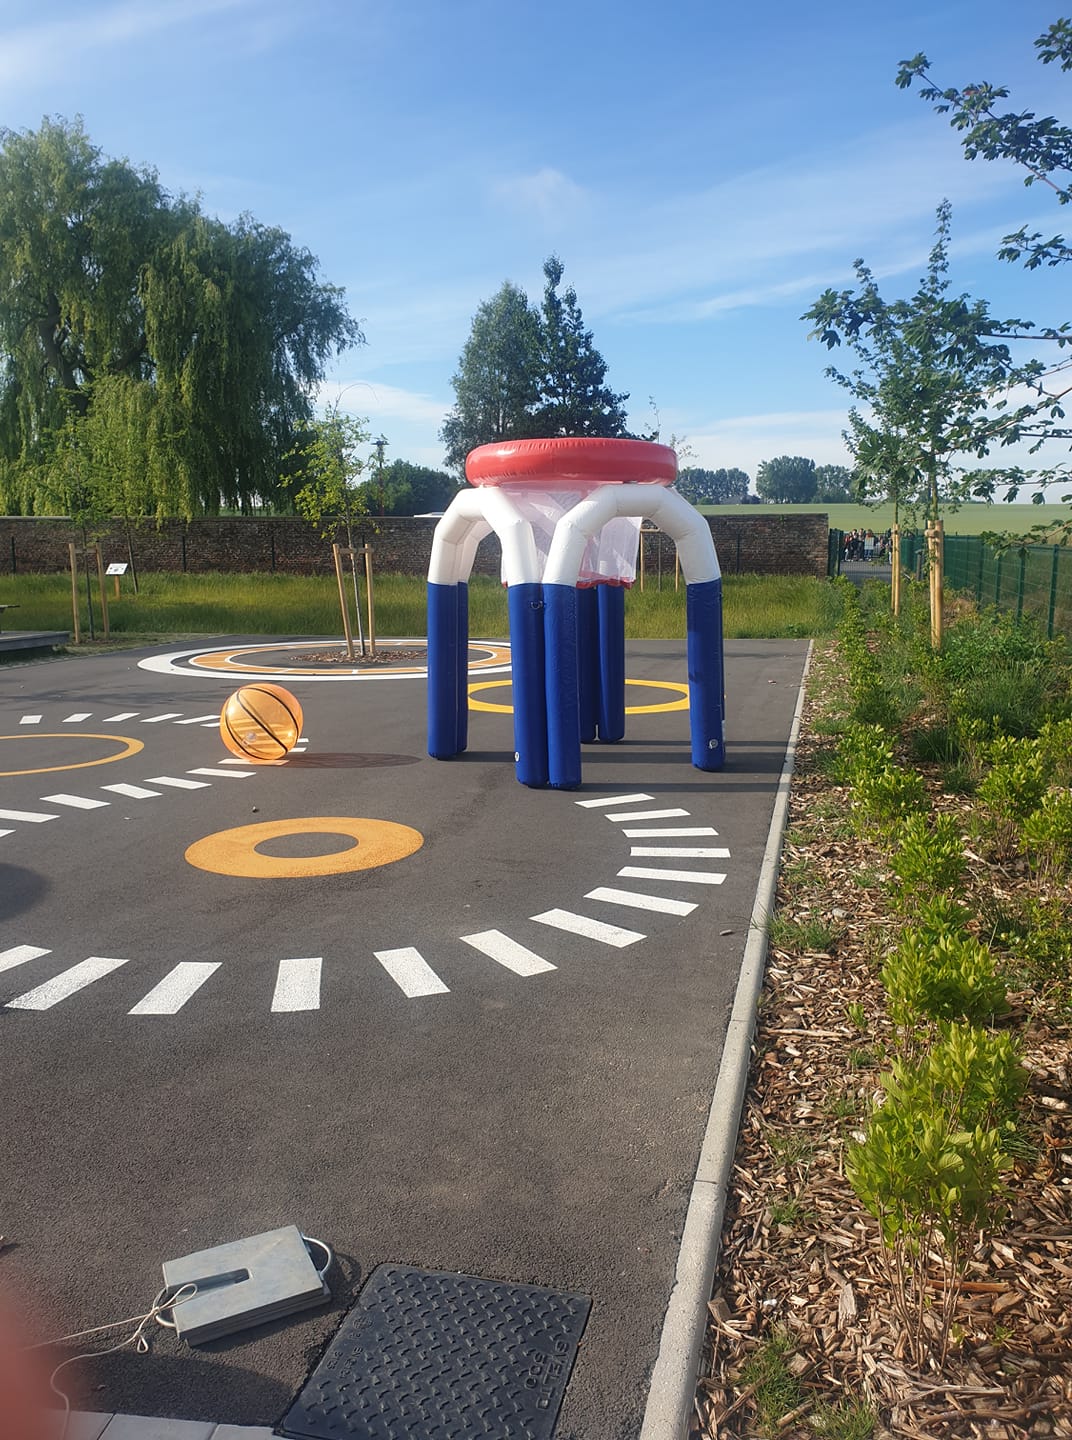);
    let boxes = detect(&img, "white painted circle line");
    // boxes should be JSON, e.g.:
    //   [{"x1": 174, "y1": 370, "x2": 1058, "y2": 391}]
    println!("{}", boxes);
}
[{"x1": 638, "y1": 640, "x2": 813, "y2": 1440}]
